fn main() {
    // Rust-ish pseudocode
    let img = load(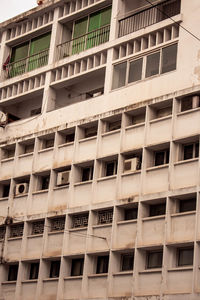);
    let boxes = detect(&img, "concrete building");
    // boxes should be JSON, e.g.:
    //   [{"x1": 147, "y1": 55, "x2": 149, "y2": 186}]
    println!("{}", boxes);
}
[{"x1": 0, "y1": 0, "x2": 199, "y2": 299}]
